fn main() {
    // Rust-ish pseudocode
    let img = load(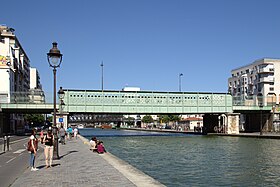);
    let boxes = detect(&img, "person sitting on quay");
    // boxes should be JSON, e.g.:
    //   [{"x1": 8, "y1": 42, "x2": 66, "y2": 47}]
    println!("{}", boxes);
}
[
  {"x1": 97, "y1": 141, "x2": 106, "y2": 154},
  {"x1": 89, "y1": 137, "x2": 98, "y2": 152}
]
